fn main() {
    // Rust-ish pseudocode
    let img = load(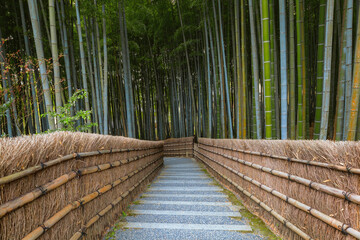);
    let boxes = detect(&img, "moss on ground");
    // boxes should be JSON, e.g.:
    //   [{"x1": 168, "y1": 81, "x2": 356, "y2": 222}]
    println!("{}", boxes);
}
[{"x1": 104, "y1": 205, "x2": 138, "y2": 240}]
